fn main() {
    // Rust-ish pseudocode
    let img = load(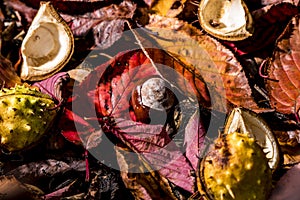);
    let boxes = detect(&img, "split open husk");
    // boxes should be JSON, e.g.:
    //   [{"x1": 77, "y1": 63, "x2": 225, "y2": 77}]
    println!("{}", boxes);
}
[
  {"x1": 223, "y1": 108, "x2": 280, "y2": 171},
  {"x1": 198, "y1": 0, "x2": 254, "y2": 41},
  {"x1": 20, "y1": 1, "x2": 74, "y2": 81}
]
